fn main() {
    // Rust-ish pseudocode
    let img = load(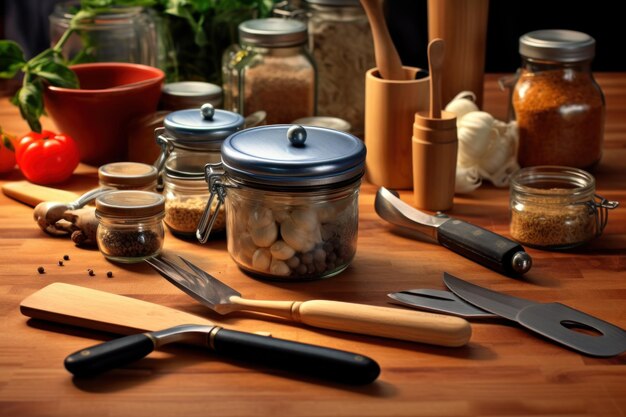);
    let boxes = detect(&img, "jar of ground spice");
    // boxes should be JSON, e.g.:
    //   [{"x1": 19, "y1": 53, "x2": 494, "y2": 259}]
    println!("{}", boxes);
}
[
  {"x1": 95, "y1": 191, "x2": 165, "y2": 263},
  {"x1": 513, "y1": 30, "x2": 605, "y2": 170},
  {"x1": 196, "y1": 124, "x2": 366, "y2": 281},
  {"x1": 510, "y1": 166, "x2": 618, "y2": 250},
  {"x1": 163, "y1": 154, "x2": 225, "y2": 239},
  {"x1": 222, "y1": 18, "x2": 317, "y2": 124}
]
